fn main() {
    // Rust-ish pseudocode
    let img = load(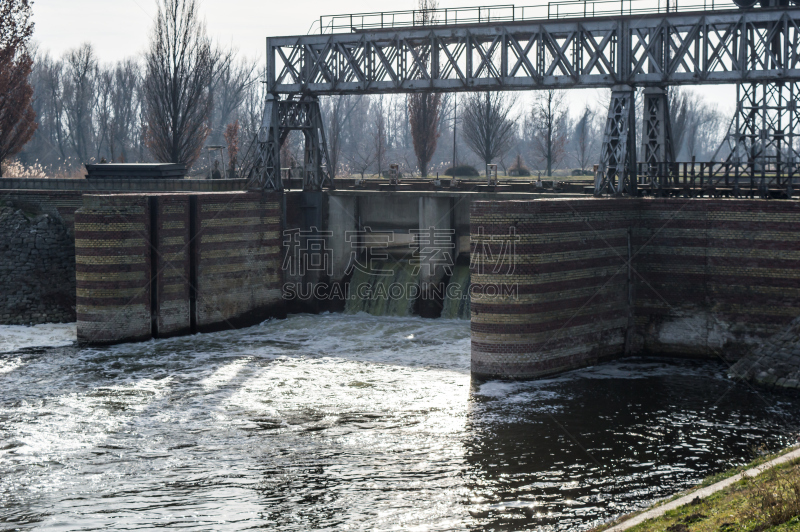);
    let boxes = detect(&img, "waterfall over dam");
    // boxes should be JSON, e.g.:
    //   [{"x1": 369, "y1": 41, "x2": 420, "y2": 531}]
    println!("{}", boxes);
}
[{"x1": 344, "y1": 260, "x2": 470, "y2": 319}]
